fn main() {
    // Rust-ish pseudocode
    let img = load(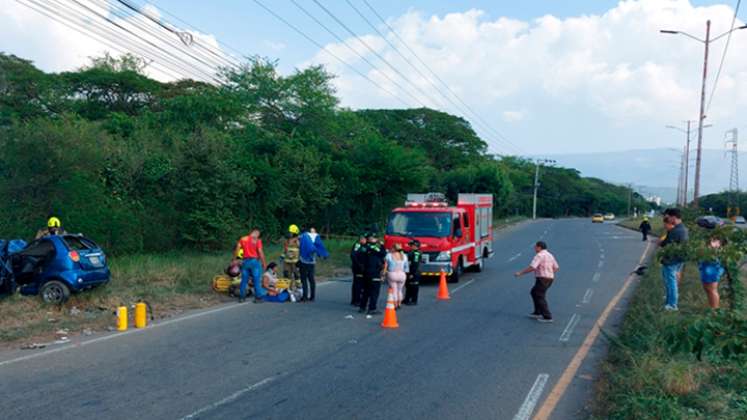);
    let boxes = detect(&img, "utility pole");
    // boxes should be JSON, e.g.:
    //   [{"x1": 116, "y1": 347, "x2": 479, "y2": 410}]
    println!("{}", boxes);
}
[
  {"x1": 660, "y1": 20, "x2": 747, "y2": 206},
  {"x1": 684, "y1": 120, "x2": 691, "y2": 204},
  {"x1": 628, "y1": 184, "x2": 633, "y2": 217},
  {"x1": 693, "y1": 20, "x2": 710, "y2": 207},
  {"x1": 677, "y1": 148, "x2": 685, "y2": 206},
  {"x1": 532, "y1": 158, "x2": 555, "y2": 220},
  {"x1": 725, "y1": 128, "x2": 739, "y2": 218}
]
